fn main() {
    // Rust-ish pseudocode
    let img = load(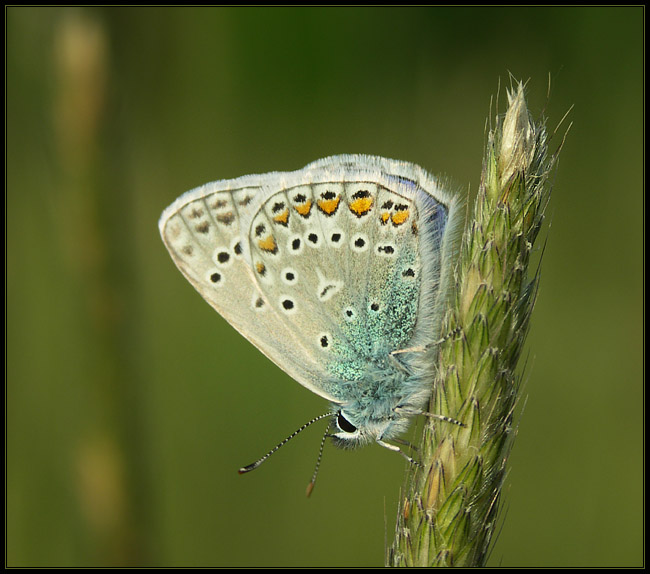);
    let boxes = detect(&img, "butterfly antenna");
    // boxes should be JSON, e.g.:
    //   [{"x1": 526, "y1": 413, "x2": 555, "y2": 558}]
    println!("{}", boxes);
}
[
  {"x1": 306, "y1": 424, "x2": 330, "y2": 497},
  {"x1": 238, "y1": 413, "x2": 331, "y2": 475}
]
